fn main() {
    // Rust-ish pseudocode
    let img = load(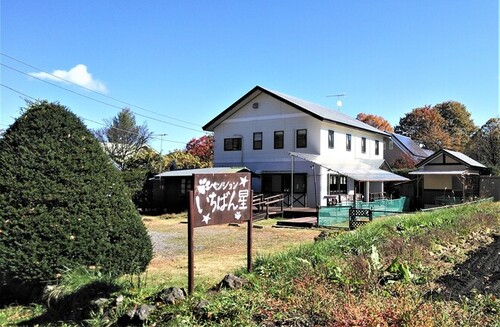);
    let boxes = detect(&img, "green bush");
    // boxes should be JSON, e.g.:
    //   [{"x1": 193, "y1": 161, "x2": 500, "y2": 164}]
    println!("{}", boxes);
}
[{"x1": 0, "y1": 101, "x2": 152, "y2": 292}]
